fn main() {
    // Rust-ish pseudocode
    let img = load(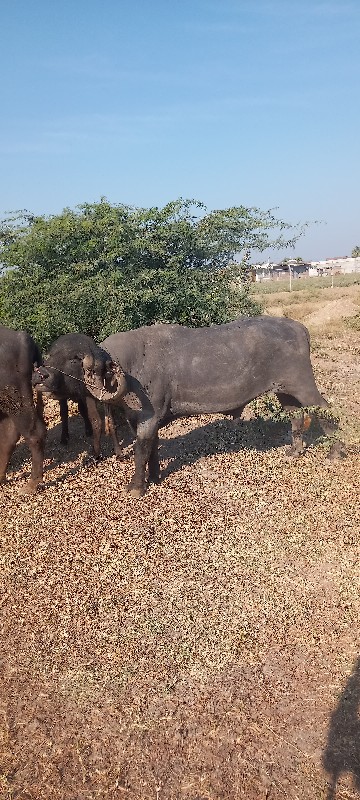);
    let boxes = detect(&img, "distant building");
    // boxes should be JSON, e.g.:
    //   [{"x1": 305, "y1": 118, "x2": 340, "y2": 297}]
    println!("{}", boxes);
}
[
  {"x1": 252, "y1": 256, "x2": 360, "y2": 281},
  {"x1": 252, "y1": 260, "x2": 310, "y2": 282},
  {"x1": 310, "y1": 256, "x2": 360, "y2": 276}
]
